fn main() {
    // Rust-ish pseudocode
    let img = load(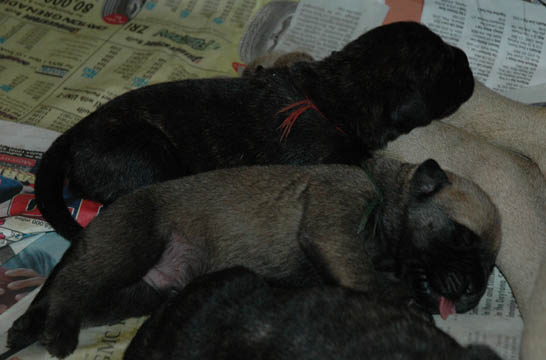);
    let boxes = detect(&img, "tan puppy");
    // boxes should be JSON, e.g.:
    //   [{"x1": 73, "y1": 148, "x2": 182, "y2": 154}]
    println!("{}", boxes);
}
[
  {"x1": 521, "y1": 258, "x2": 546, "y2": 360},
  {"x1": 385, "y1": 80, "x2": 546, "y2": 360},
  {"x1": 438, "y1": 80, "x2": 546, "y2": 360},
  {"x1": 383, "y1": 122, "x2": 546, "y2": 360},
  {"x1": 417, "y1": 72, "x2": 546, "y2": 360},
  {"x1": 244, "y1": 51, "x2": 546, "y2": 360}
]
